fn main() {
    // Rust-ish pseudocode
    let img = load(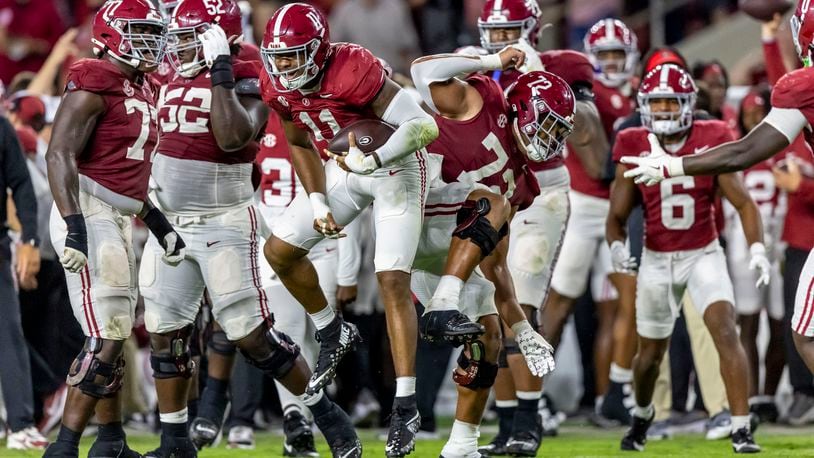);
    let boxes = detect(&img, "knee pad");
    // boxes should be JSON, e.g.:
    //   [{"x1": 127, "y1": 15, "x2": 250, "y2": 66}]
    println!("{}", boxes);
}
[
  {"x1": 454, "y1": 198, "x2": 509, "y2": 258},
  {"x1": 453, "y1": 341, "x2": 499, "y2": 390},
  {"x1": 207, "y1": 329, "x2": 237, "y2": 356},
  {"x1": 241, "y1": 323, "x2": 301, "y2": 380},
  {"x1": 150, "y1": 325, "x2": 196, "y2": 379},
  {"x1": 66, "y1": 337, "x2": 125, "y2": 399}
]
